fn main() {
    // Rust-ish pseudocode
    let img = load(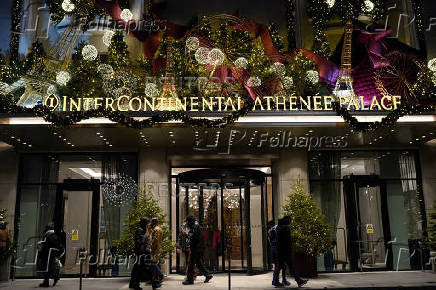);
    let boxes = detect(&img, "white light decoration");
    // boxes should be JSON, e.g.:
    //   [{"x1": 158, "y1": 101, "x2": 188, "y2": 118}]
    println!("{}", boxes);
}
[
  {"x1": 432, "y1": 74, "x2": 436, "y2": 86},
  {"x1": 282, "y1": 76, "x2": 294, "y2": 90},
  {"x1": 186, "y1": 36, "x2": 200, "y2": 51},
  {"x1": 428, "y1": 58, "x2": 436, "y2": 72},
  {"x1": 102, "y1": 174, "x2": 138, "y2": 206},
  {"x1": 246, "y1": 76, "x2": 262, "y2": 88},
  {"x1": 102, "y1": 30, "x2": 115, "y2": 47},
  {"x1": 47, "y1": 85, "x2": 56, "y2": 95},
  {"x1": 326, "y1": 0, "x2": 335, "y2": 9},
  {"x1": 207, "y1": 48, "x2": 225, "y2": 65},
  {"x1": 364, "y1": 0, "x2": 374, "y2": 12},
  {"x1": 234, "y1": 57, "x2": 248, "y2": 69},
  {"x1": 195, "y1": 47, "x2": 210, "y2": 65},
  {"x1": 272, "y1": 62, "x2": 286, "y2": 76},
  {"x1": 145, "y1": 83, "x2": 159, "y2": 97},
  {"x1": 61, "y1": 0, "x2": 75, "y2": 12},
  {"x1": 56, "y1": 71, "x2": 71, "y2": 86},
  {"x1": 82, "y1": 44, "x2": 98, "y2": 61},
  {"x1": 0, "y1": 82, "x2": 11, "y2": 95},
  {"x1": 120, "y1": 9, "x2": 133, "y2": 22},
  {"x1": 97, "y1": 64, "x2": 114, "y2": 79},
  {"x1": 306, "y1": 70, "x2": 319, "y2": 84}
]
